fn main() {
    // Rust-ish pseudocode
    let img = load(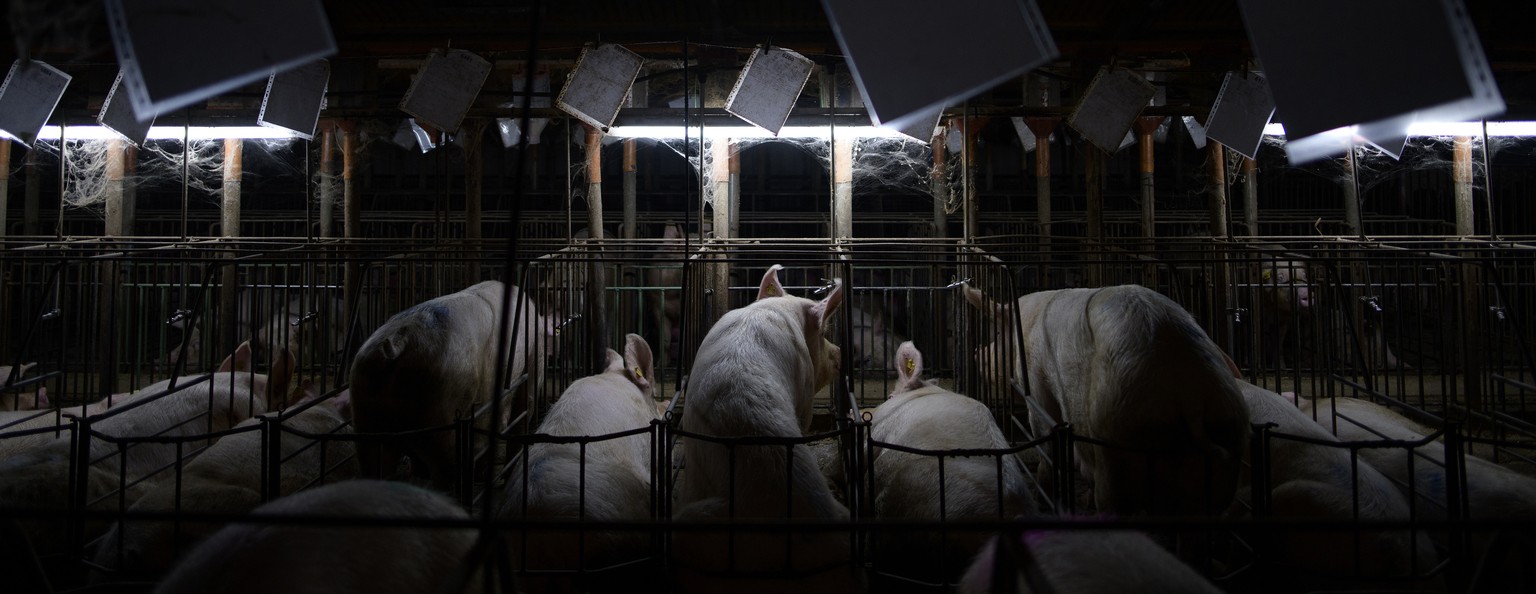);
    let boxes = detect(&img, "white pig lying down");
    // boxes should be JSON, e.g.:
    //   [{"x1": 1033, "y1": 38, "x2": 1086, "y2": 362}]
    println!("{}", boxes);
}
[
  {"x1": 92, "y1": 391, "x2": 358, "y2": 580},
  {"x1": 1235, "y1": 381, "x2": 1440, "y2": 588},
  {"x1": 349, "y1": 279, "x2": 549, "y2": 494},
  {"x1": 152, "y1": 479, "x2": 482, "y2": 594},
  {"x1": 0, "y1": 361, "x2": 46, "y2": 411},
  {"x1": 0, "y1": 342, "x2": 285, "y2": 561},
  {"x1": 868, "y1": 341, "x2": 1034, "y2": 586},
  {"x1": 963, "y1": 283, "x2": 1250, "y2": 517},
  {"x1": 957, "y1": 528, "x2": 1225, "y2": 594},
  {"x1": 1299, "y1": 394, "x2": 1536, "y2": 584},
  {"x1": 499, "y1": 334, "x2": 658, "y2": 587},
  {"x1": 672, "y1": 265, "x2": 859, "y2": 594}
]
